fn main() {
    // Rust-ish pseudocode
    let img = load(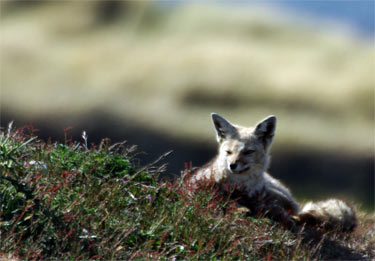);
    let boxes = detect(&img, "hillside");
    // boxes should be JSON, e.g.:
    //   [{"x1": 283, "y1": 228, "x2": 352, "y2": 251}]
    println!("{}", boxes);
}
[{"x1": 0, "y1": 125, "x2": 374, "y2": 260}]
